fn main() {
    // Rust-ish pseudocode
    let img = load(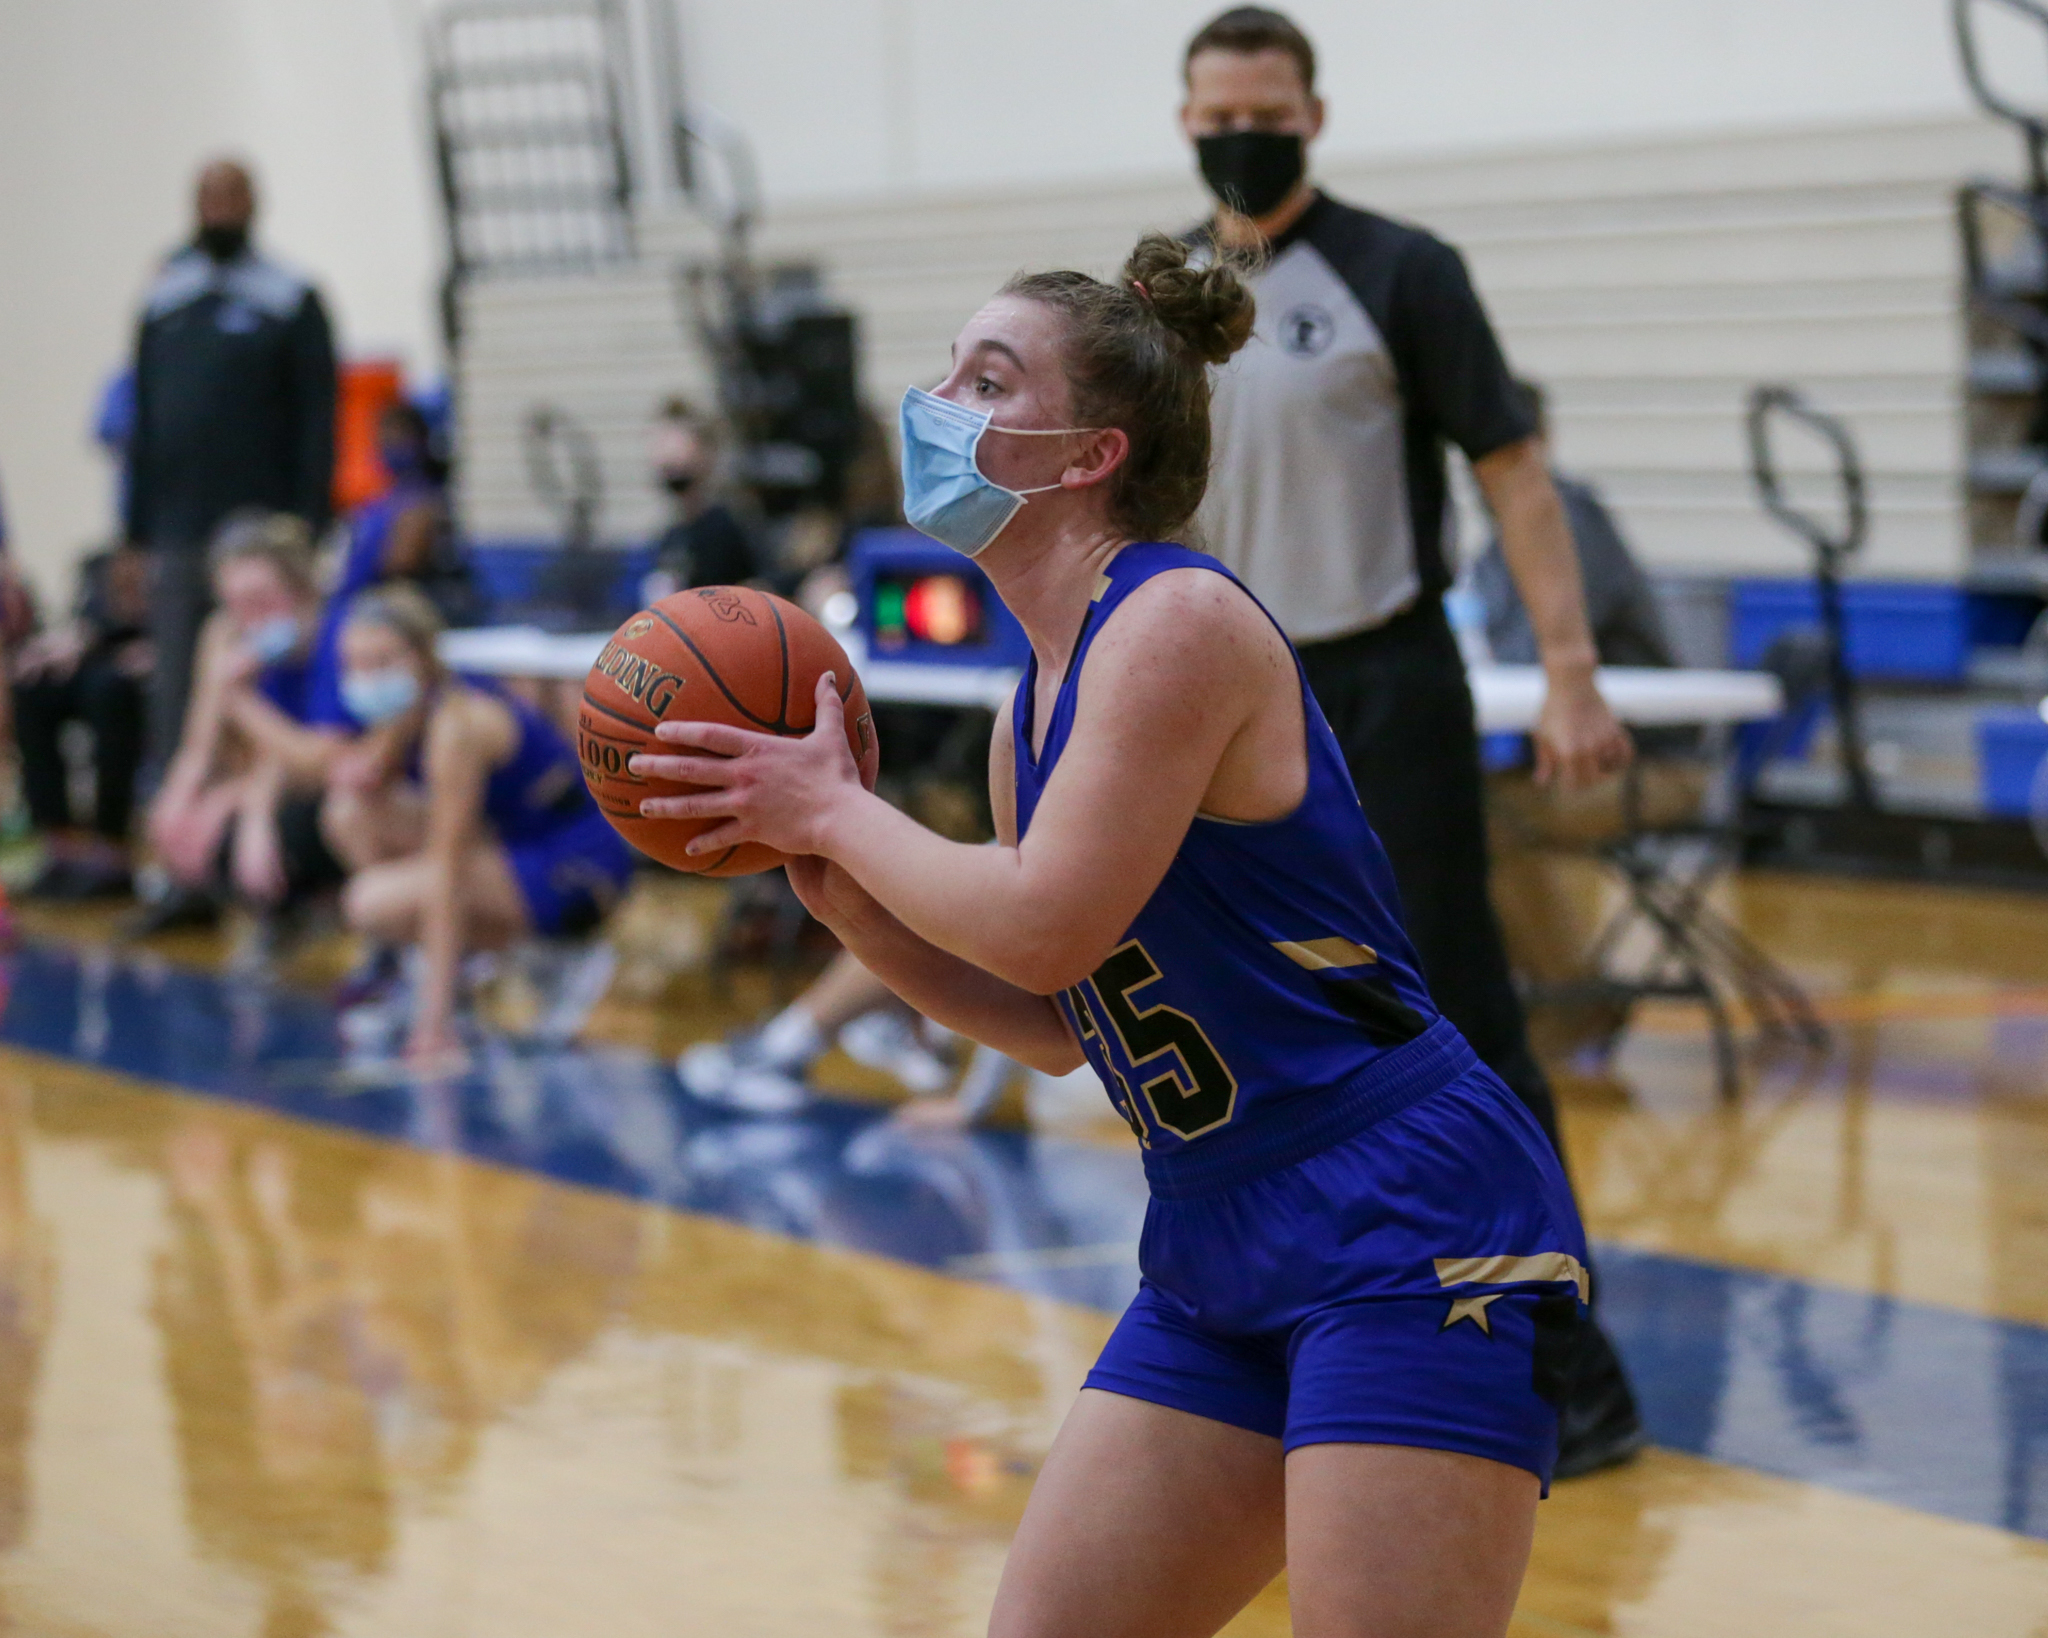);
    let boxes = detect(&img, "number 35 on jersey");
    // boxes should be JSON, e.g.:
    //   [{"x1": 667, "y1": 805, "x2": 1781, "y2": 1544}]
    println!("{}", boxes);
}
[{"x1": 1061, "y1": 940, "x2": 1240, "y2": 1144}]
